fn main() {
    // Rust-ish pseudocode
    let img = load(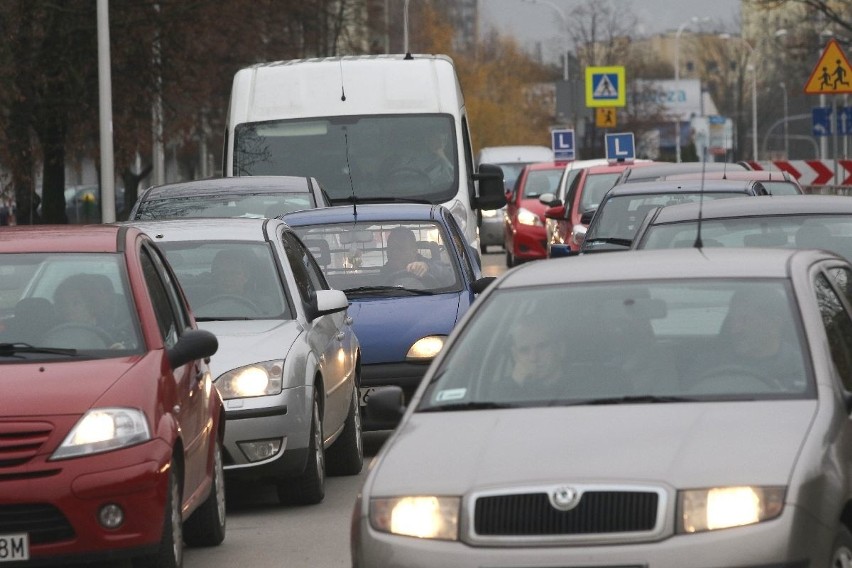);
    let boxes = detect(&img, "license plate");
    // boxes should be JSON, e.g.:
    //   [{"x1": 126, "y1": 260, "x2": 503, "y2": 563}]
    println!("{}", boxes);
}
[
  {"x1": 0, "y1": 533, "x2": 29, "y2": 562},
  {"x1": 359, "y1": 387, "x2": 378, "y2": 407}
]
